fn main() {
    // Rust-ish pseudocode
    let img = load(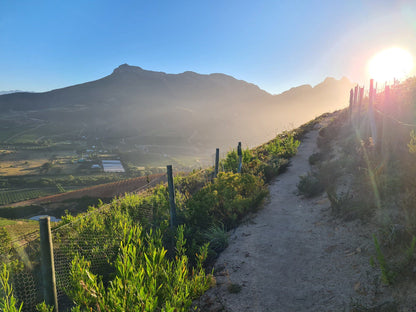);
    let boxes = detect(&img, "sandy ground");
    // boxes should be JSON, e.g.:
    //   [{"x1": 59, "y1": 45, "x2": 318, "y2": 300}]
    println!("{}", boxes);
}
[{"x1": 197, "y1": 124, "x2": 388, "y2": 312}]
